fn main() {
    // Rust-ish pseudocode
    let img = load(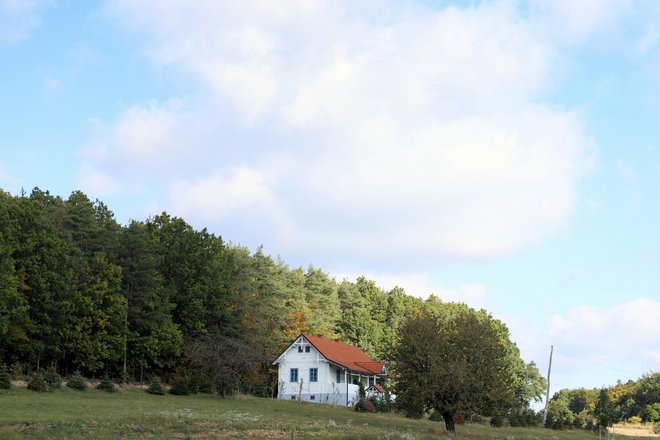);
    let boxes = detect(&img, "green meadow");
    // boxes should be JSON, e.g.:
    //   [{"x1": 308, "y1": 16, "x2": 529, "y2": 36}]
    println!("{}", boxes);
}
[{"x1": 0, "y1": 387, "x2": 617, "y2": 440}]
